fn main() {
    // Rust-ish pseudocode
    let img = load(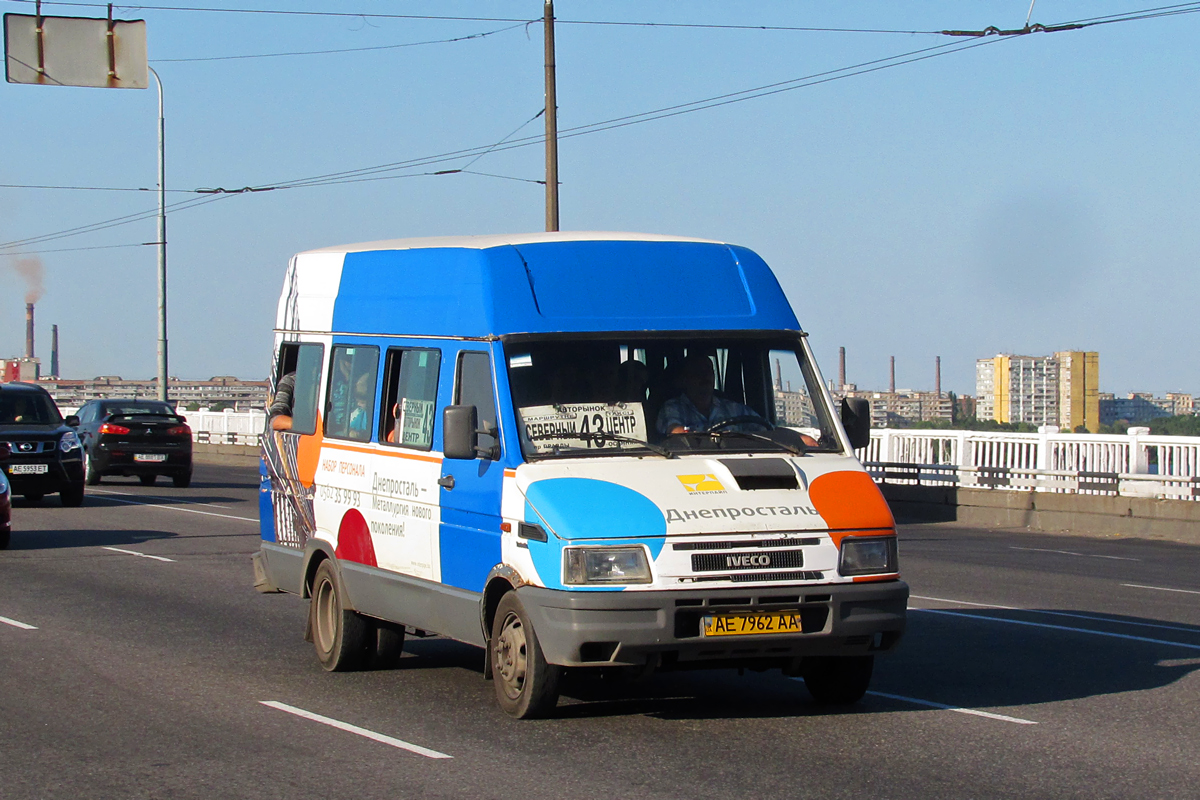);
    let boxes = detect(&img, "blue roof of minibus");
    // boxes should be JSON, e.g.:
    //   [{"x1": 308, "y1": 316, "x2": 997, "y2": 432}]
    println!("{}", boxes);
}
[{"x1": 302, "y1": 232, "x2": 801, "y2": 338}]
